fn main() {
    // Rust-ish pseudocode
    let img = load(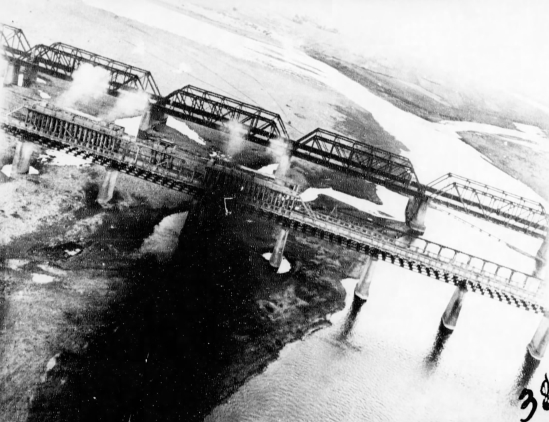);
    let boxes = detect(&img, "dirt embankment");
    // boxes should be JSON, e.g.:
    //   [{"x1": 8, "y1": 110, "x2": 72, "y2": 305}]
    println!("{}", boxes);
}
[
  {"x1": 0, "y1": 156, "x2": 190, "y2": 422},
  {"x1": 0, "y1": 148, "x2": 364, "y2": 422}
]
